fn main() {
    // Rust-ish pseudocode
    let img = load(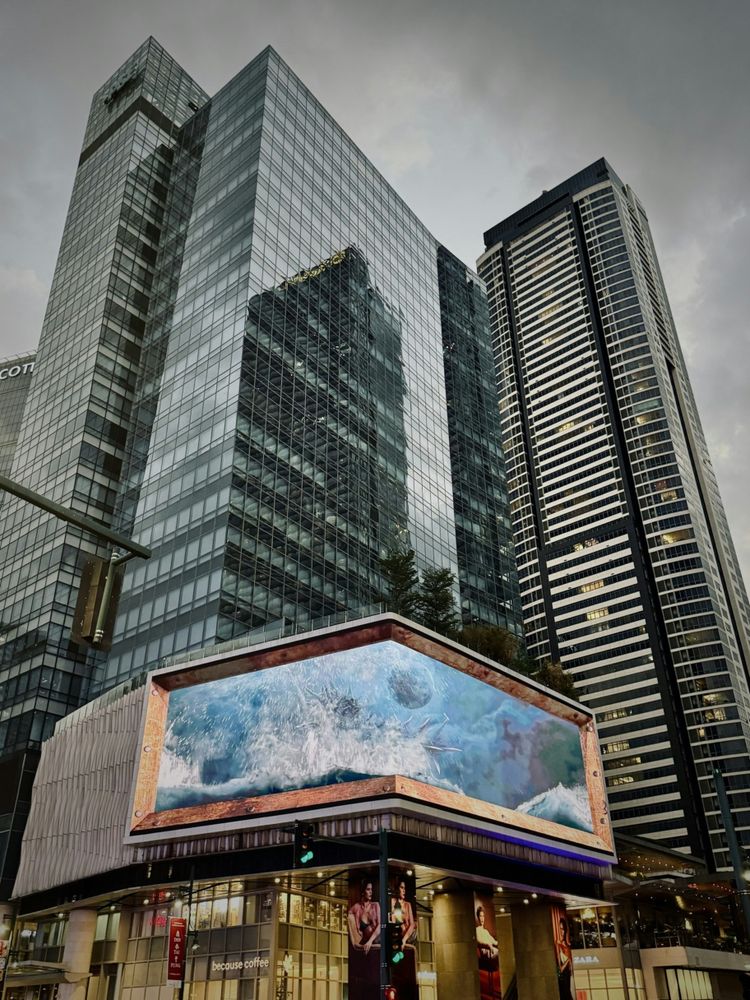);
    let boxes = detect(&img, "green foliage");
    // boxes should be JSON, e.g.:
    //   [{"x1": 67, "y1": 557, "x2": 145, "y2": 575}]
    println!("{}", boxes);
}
[
  {"x1": 418, "y1": 567, "x2": 460, "y2": 638},
  {"x1": 534, "y1": 659, "x2": 577, "y2": 699},
  {"x1": 379, "y1": 552, "x2": 576, "y2": 706},
  {"x1": 458, "y1": 625, "x2": 577, "y2": 699},
  {"x1": 459, "y1": 624, "x2": 520, "y2": 665},
  {"x1": 378, "y1": 548, "x2": 420, "y2": 619}
]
